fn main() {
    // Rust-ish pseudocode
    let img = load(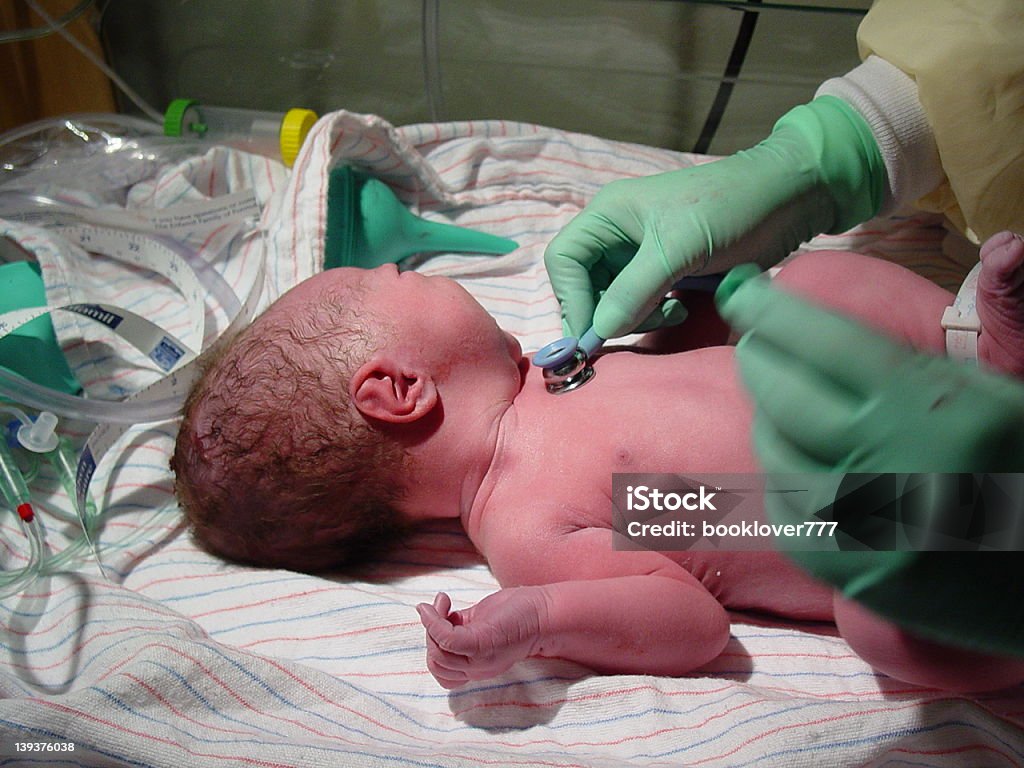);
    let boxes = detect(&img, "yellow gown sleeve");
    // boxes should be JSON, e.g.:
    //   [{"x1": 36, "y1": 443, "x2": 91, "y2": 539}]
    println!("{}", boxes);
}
[{"x1": 857, "y1": 0, "x2": 1024, "y2": 241}]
